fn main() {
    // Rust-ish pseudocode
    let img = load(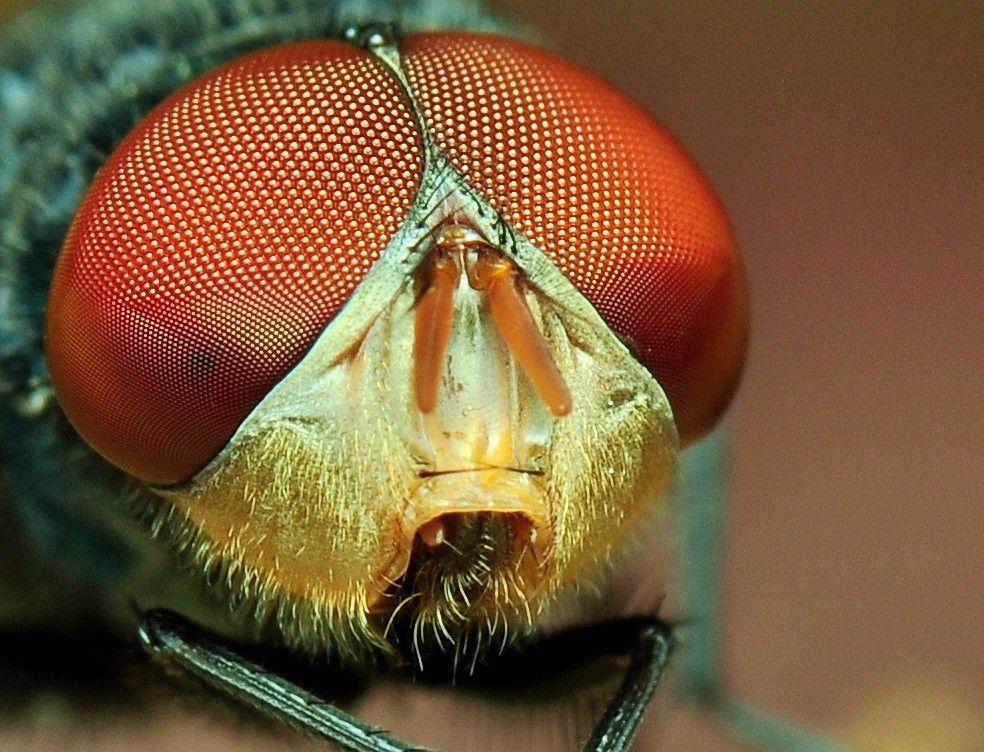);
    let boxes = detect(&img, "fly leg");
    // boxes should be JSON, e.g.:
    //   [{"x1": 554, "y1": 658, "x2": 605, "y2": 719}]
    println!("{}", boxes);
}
[
  {"x1": 576, "y1": 618, "x2": 673, "y2": 752},
  {"x1": 675, "y1": 429, "x2": 851, "y2": 752},
  {"x1": 139, "y1": 610, "x2": 432, "y2": 752},
  {"x1": 139, "y1": 610, "x2": 673, "y2": 752}
]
